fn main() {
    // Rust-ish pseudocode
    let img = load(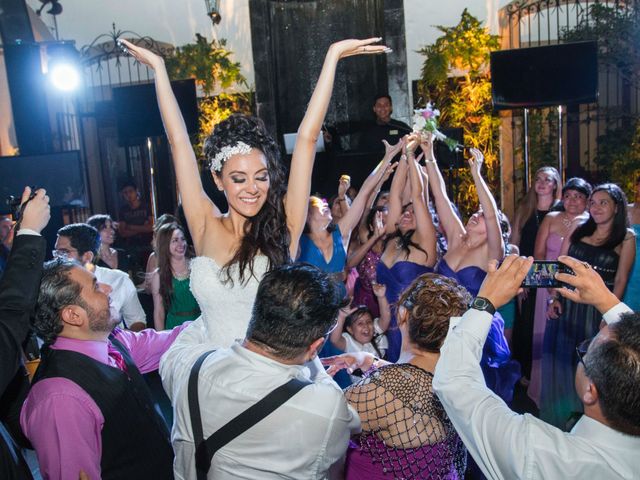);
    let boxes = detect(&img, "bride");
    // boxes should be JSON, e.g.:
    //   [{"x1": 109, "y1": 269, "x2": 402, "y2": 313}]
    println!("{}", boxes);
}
[{"x1": 120, "y1": 38, "x2": 390, "y2": 345}]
